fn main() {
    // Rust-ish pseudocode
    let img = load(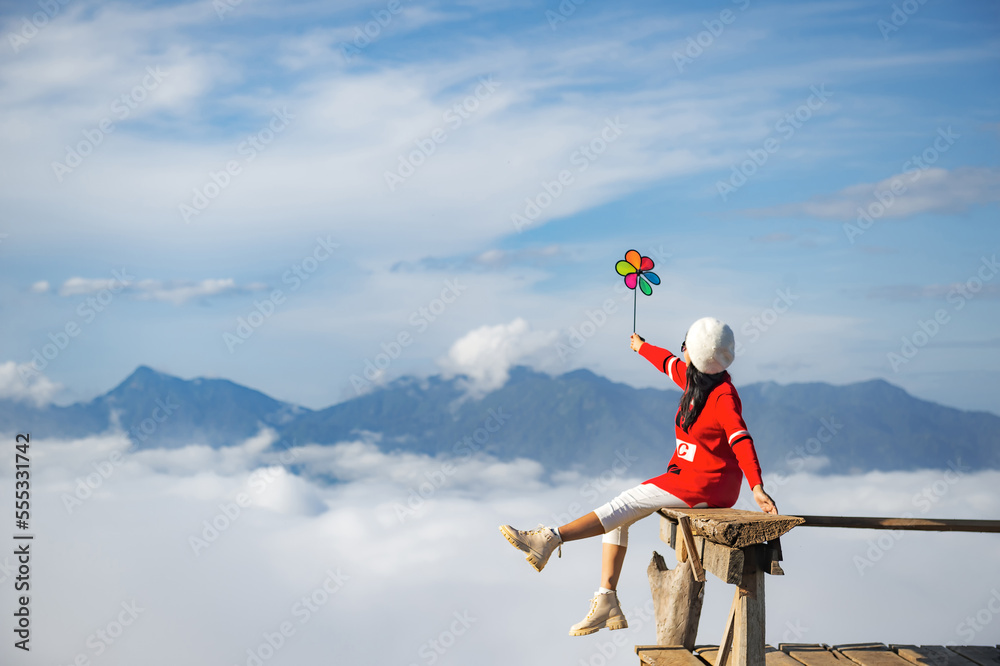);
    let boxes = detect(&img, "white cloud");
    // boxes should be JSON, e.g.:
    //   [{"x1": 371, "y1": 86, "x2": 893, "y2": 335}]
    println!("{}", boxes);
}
[
  {"x1": 53, "y1": 276, "x2": 262, "y2": 304},
  {"x1": 29, "y1": 280, "x2": 50, "y2": 293},
  {"x1": 0, "y1": 0, "x2": 866, "y2": 259},
  {"x1": 3, "y1": 429, "x2": 999, "y2": 665},
  {"x1": 438, "y1": 318, "x2": 558, "y2": 396},
  {"x1": 130, "y1": 427, "x2": 281, "y2": 477},
  {"x1": 2, "y1": 1, "x2": 999, "y2": 423},
  {"x1": 59, "y1": 276, "x2": 129, "y2": 296},
  {"x1": 130, "y1": 278, "x2": 254, "y2": 305},
  {"x1": 0, "y1": 360, "x2": 62, "y2": 406},
  {"x1": 743, "y1": 167, "x2": 1000, "y2": 222}
]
